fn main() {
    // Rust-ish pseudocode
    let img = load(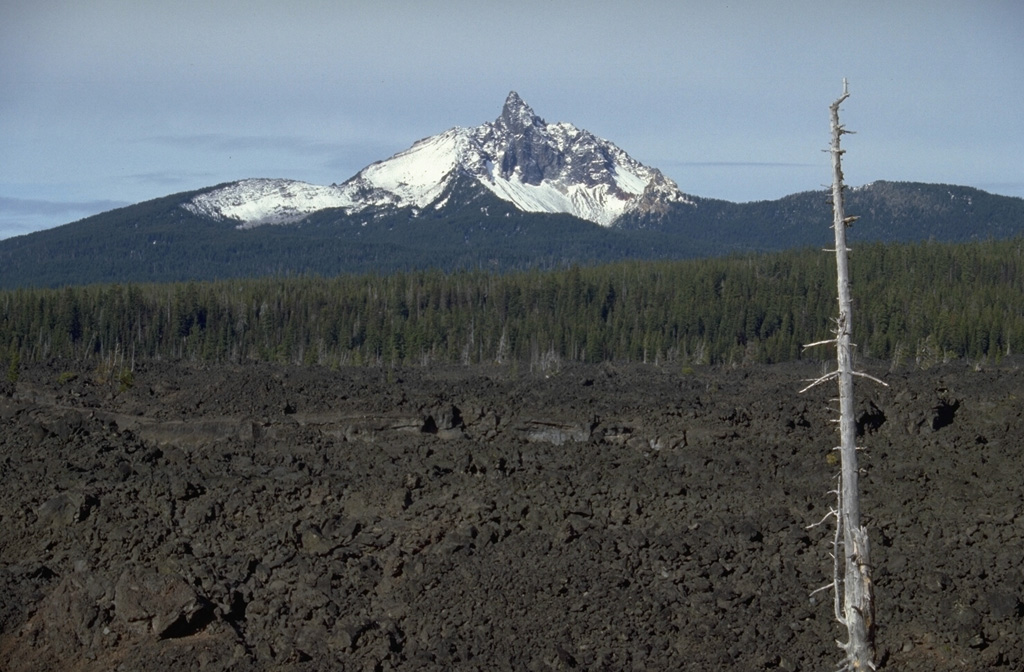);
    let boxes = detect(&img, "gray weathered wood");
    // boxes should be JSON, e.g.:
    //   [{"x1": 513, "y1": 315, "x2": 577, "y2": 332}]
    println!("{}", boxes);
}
[
  {"x1": 829, "y1": 78, "x2": 876, "y2": 671},
  {"x1": 803, "y1": 80, "x2": 880, "y2": 670}
]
